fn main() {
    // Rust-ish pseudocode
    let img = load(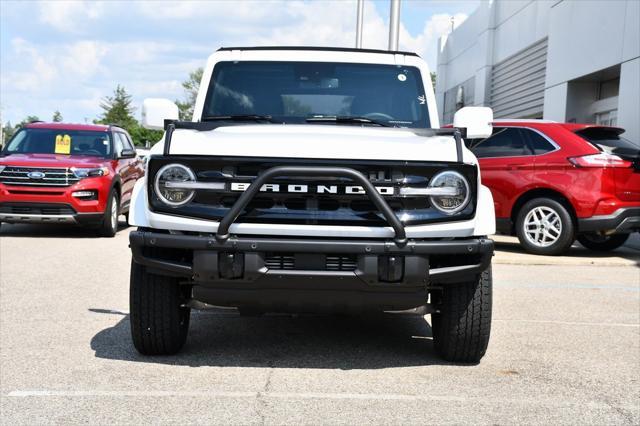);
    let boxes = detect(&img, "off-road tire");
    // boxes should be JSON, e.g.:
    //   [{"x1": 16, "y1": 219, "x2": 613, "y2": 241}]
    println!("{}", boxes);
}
[
  {"x1": 130, "y1": 260, "x2": 191, "y2": 355},
  {"x1": 515, "y1": 198, "x2": 575, "y2": 256},
  {"x1": 577, "y1": 233, "x2": 630, "y2": 252},
  {"x1": 431, "y1": 266, "x2": 492, "y2": 363},
  {"x1": 98, "y1": 192, "x2": 119, "y2": 237}
]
